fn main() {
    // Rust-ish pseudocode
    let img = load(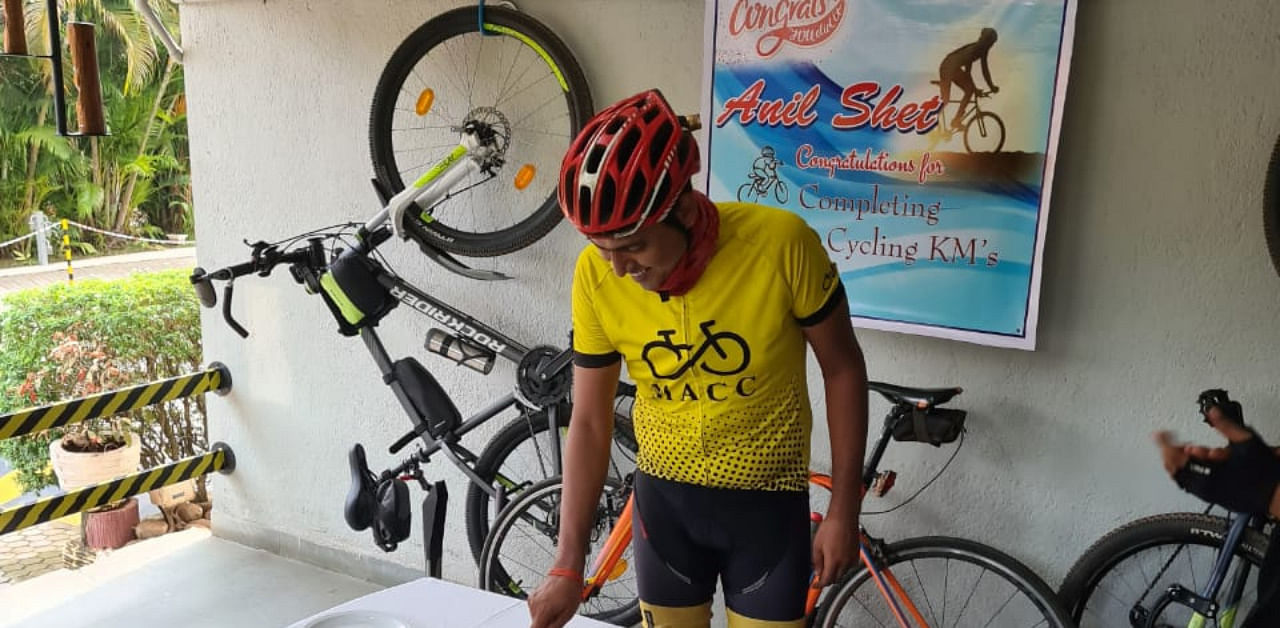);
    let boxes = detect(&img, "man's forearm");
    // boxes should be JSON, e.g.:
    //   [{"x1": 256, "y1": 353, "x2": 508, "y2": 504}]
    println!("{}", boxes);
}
[
  {"x1": 825, "y1": 367, "x2": 868, "y2": 522},
  {"x1": 553, "y1": 411, "x2": 615, "y2": 571}
]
